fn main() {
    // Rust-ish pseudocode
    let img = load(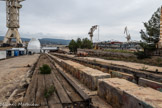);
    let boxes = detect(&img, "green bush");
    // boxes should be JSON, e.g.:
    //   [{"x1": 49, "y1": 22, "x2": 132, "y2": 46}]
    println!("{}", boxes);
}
[
  {"x1": 134, "y1": 51, "x2": 150, "y2": 59},
  {"x1": 39, "y1": 64, "x2": 51, "y2": 74}
]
